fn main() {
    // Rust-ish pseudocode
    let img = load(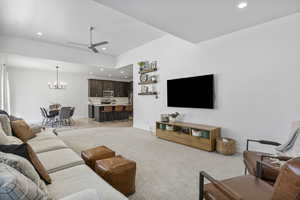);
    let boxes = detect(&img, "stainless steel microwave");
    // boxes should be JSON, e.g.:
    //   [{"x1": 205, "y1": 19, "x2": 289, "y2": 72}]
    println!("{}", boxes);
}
[{"x1": 103, "y1": 90, "x2": 114, "y2": 97}]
